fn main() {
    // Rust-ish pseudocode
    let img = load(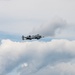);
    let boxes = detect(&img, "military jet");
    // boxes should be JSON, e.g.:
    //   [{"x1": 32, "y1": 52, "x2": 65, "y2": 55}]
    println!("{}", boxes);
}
[{"x1": 22, "y1": 34, "x2": 44, "y2": 40}]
